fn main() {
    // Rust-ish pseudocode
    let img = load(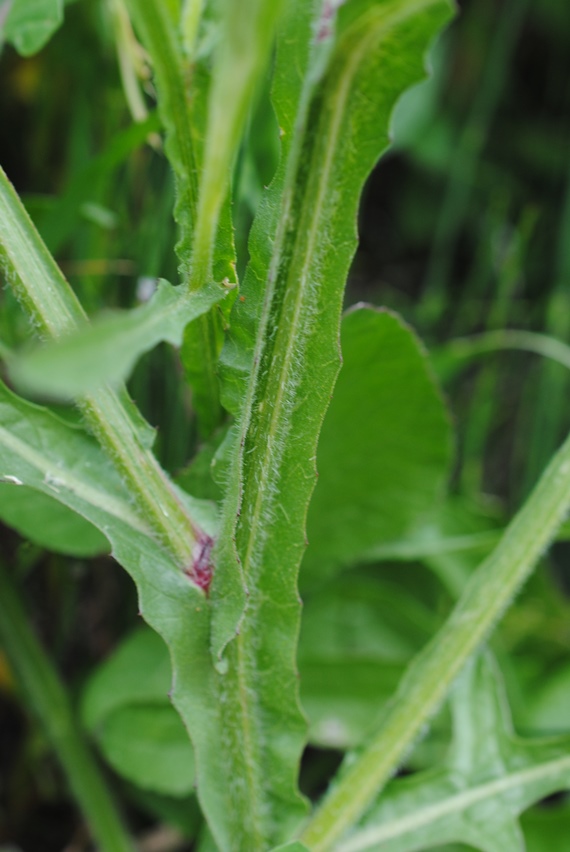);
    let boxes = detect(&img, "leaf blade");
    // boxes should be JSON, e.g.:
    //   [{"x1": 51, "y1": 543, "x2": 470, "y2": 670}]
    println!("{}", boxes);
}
[
  {"x1": 11, "y1": 279, "x2": 227, "y2": 398},
  {"x1": 337, "y1": 654, "x2": 570, "y2": 852},
  {"x1": 302, "y1": 305, "x2": 452, "y2": 588},
  {"x1": 0, "y1": 381, "x2": 237, "y2": 851},
  {"x1": 3, "y1": 0, "x2": 63, "y2": 56},
  {"x1": 210, "y1": 0, "x2": 455, "y2": 846},
  {"x1": 0, "y1": 484, "x2": 109, "y2": 557}
]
